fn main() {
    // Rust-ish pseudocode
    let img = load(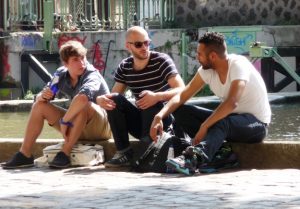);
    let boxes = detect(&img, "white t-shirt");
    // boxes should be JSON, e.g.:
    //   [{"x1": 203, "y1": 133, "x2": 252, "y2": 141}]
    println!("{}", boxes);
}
[{"x1": 198, "y1": 54, "x2": 271, "y2": 124}]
